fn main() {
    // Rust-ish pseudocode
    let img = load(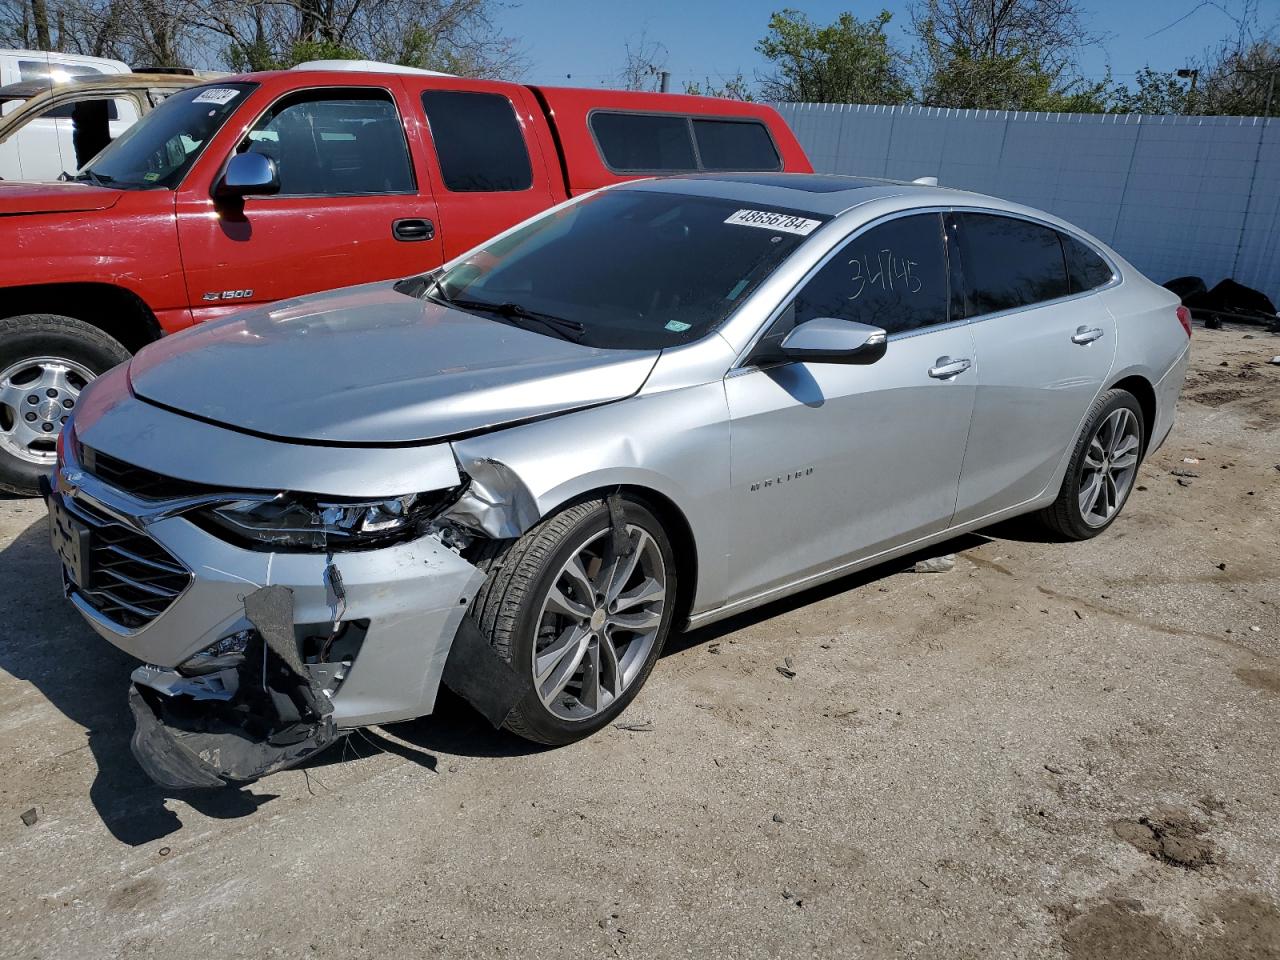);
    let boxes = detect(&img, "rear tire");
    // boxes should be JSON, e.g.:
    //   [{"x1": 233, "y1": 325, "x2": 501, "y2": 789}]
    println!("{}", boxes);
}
[
  {"x1": 470, "y1": 497, "x2": 677, "y2": 746},
  {"x1": 0, "y1": 315, "x2": 130, "y2": 496},
  {"x1": 1038, "y1": 389, "x2": 1145, "y2": 541}
]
